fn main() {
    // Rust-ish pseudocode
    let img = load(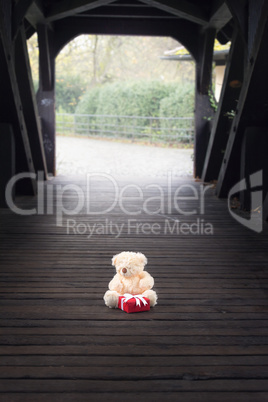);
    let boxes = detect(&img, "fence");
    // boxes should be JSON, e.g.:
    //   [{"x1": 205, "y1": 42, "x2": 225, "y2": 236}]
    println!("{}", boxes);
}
[{"x1": 56, "y1": 113, "x2": 194, "y2": 144}]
